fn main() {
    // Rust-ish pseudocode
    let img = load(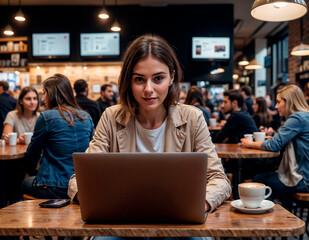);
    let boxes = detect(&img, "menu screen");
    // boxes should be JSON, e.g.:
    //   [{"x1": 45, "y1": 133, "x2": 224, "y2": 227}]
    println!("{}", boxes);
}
[
  {"x1": 32, "y1": 33, "x2": 70, "y2": 57},
  {"x1": 192, "y1": 37, "x2": 230, "y2": 60},
  {"x1": 80, "y1": 33, "x2": 120, "y2": 57}
]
